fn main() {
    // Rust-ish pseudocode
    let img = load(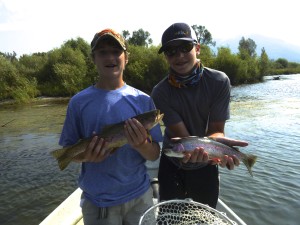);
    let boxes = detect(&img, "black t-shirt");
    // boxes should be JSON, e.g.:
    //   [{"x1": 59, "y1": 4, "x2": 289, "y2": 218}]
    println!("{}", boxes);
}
[{"x1": 151, "y1": 67, "x2": 231, "y2": 169}]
